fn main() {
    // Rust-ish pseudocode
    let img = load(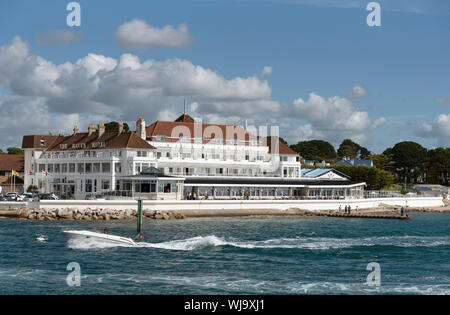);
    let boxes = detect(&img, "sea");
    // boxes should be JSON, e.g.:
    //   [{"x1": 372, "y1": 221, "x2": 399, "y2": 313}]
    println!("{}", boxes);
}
[{"x1": 0, "y1": 213, "x2": 449, "y2": 295}]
